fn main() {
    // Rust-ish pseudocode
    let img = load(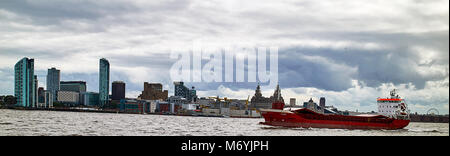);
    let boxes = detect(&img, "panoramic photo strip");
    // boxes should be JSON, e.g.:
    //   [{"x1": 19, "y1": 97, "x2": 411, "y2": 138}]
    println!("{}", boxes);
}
[{"x1": 0, "y1": 0, "x2": 448, "y2": 152}]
